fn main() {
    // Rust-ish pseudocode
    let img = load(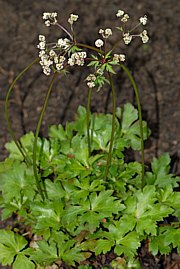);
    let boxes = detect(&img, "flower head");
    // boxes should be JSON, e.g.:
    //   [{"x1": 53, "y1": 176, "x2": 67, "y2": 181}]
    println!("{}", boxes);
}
[
  {"x1": 68, "y1": 14, "x2": 79, "y2": 25},
  {"x1": 140, "y1": 30, "x2": 149, "y2": 43},
  {"x1": 57, "y1": 38, "x2": 71, "y2": 50},
  {"x1": 121, "y1": 13, "x2": 129, "y2": 23},
  {"x1": 139, "y1": 15, "x2": 147, "y2": 26},
  {"x1": 68, "y1": 52, "x2": 87, "y2": 66},
  {"x1": 86, "y1": 74, "x2": 96, "y2": 88},
  {"x1": 116, "y1": 10, "x2": 125, "y2": 17},
  {"x1": 99, "y1": 28, "x2": 112, "y2": 39},
  {"x1": 113, "y1": 53, "x2": 126, "y2": 63},
  {"x1": 95, "y1": 39, "x2": 104, "y2": 48},
  {"x1": 42, "y1": 12, "x2": 57, "y2": 26},
  {"x1": 123, "y1": 33, "x2": 132, "y2": 45}
]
